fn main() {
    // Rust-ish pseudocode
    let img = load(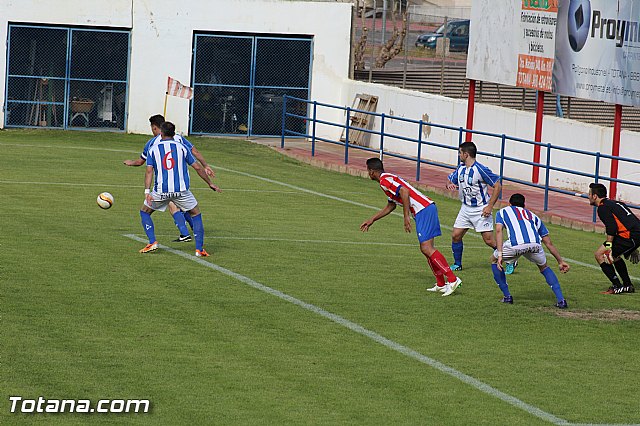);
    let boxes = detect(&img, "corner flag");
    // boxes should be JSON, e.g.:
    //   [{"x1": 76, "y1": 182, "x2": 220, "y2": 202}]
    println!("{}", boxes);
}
[{"x1": 166, "y1": 77, "x2": 193, "y2": 99}]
